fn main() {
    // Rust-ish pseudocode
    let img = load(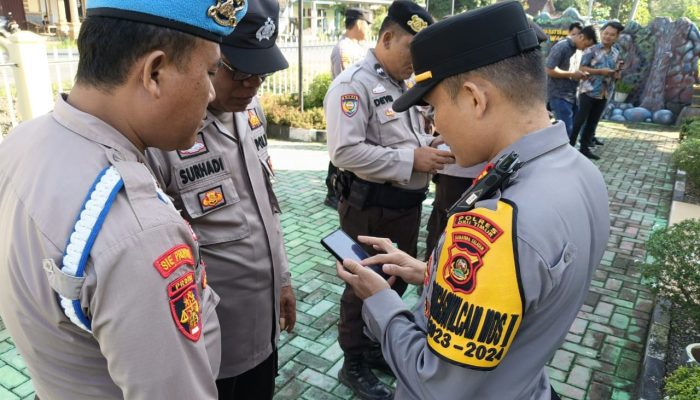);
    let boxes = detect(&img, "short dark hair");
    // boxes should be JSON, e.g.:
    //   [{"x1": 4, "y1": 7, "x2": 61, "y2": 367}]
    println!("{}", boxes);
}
[
  {"x1": 580, "y1": 25, "x2": 598, "y2": 43},
  {"x1": 568, "y1": 22, "x2": 583, "y2": 32},
  {"x1": 442, "y1": 49, "x2": 546, "y2": 108},
  {"x1": 76, "y1": 16, "x2": 198, "y2": 90},
  {"x1": 602, "y1": 21, "x2": 624, "y2": 33},
  {"x1": 378, "y1": 17, "x2": 406, "y2": 37},
  {"x1": 345, "y1": 17, "x2": 359, "y2": 30}
]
